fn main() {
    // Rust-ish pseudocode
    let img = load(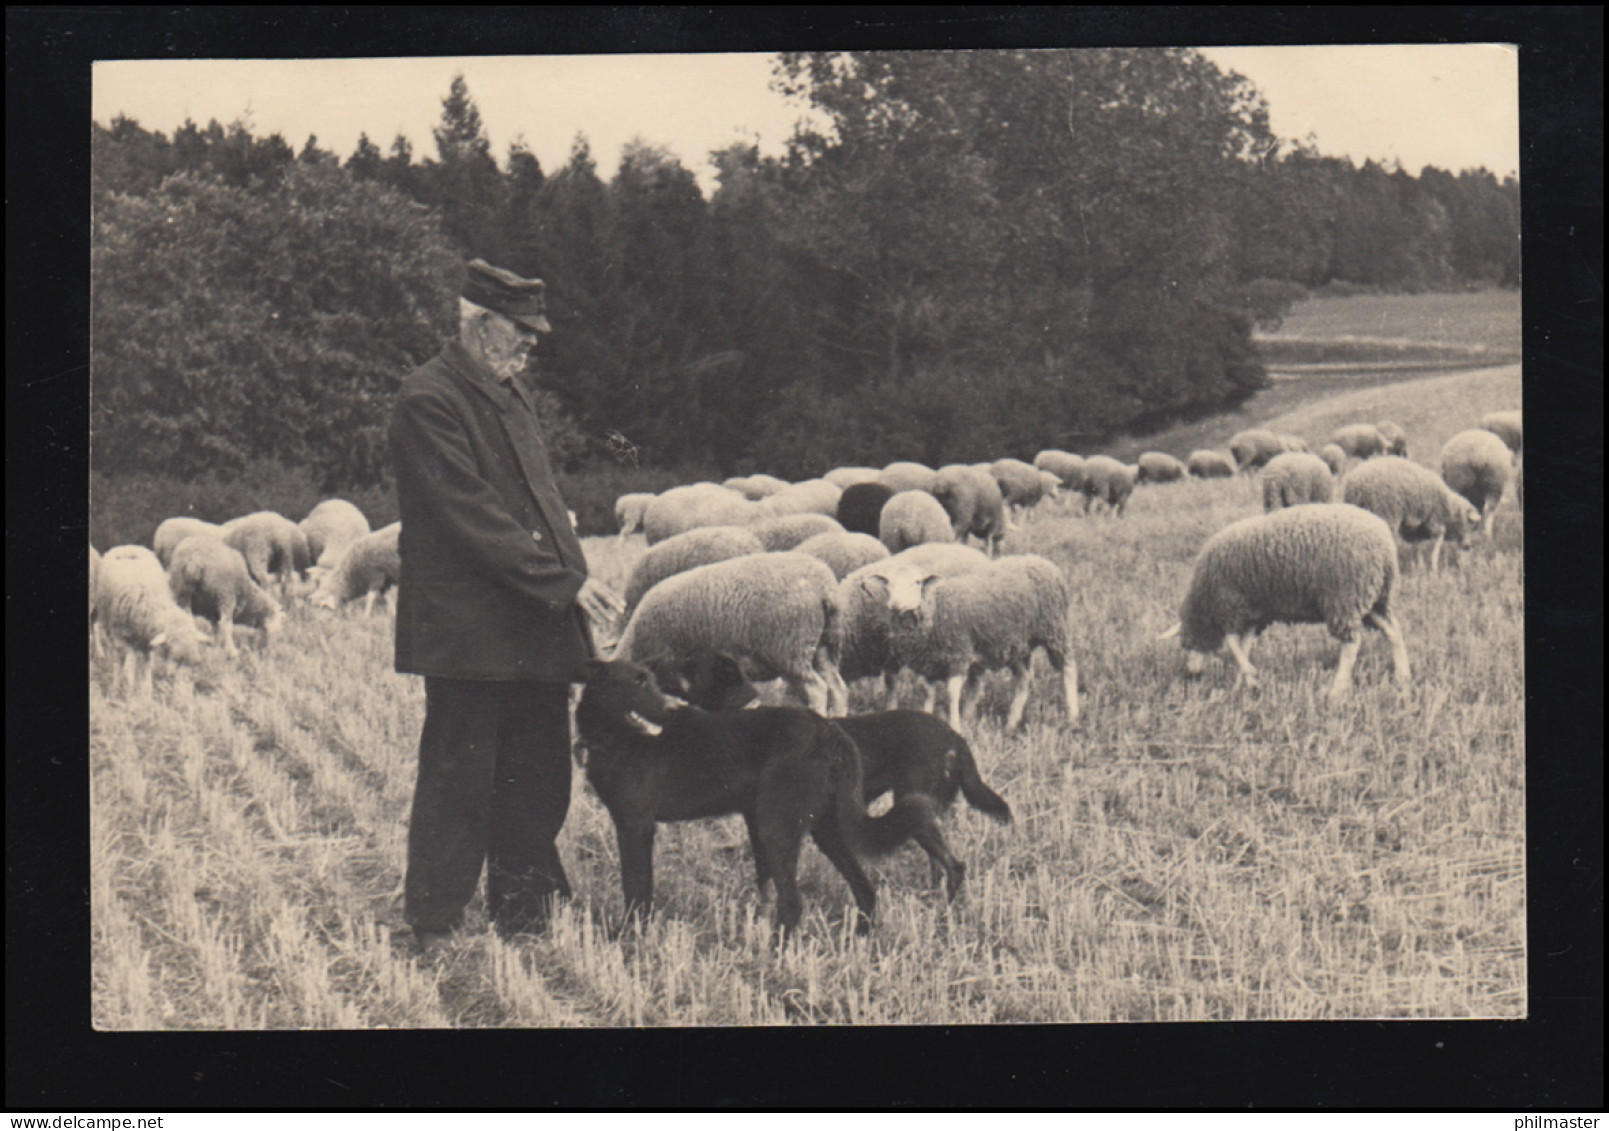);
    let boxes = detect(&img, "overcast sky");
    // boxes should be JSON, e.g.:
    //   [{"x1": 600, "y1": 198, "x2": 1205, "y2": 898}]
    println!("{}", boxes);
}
[{"x1": 94, "y1": 45, "x2": 1519, "y2": 194}]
